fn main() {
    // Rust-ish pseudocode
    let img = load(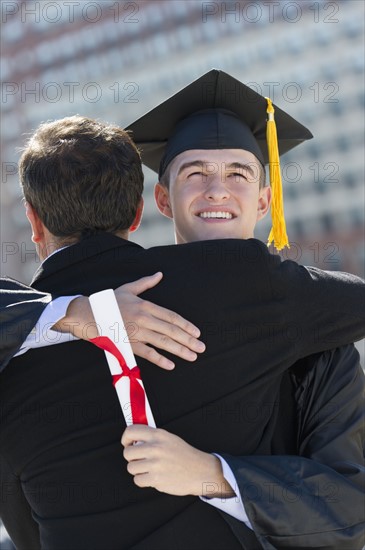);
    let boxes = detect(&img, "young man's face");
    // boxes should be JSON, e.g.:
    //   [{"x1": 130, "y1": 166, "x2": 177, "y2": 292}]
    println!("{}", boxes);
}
[{"x1": 155, "y1": 149, "x2": 271, "y2": 244}]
